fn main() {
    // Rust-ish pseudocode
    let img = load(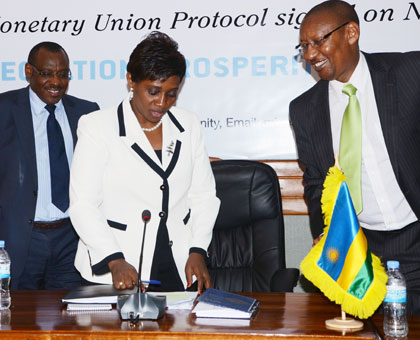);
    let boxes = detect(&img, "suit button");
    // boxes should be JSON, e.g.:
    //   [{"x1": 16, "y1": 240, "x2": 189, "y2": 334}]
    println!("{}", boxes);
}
[
  {"x1": 160, "y1": 184, "x2": 166, "y2": 191},
  {"x1": 33, "y1": 191, "x2": 37, "y2": 197},
  {"x1": 28, "y1": 219, "x2": 33, "y2": 224},
  {"x1": 159, "y1": 211, "x2": 166, "y2": 218},
  {"x1": 168, "y1": 240, "x2": 173, "y2": 247}
]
